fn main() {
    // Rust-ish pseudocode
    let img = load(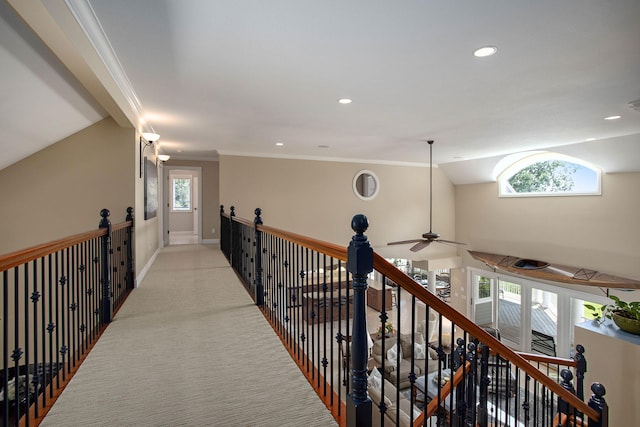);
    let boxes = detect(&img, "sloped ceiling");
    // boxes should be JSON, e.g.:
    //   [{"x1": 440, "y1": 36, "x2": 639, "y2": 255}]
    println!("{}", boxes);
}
[{"x1": 2, "y1": 0, "x2": 640, "y2": 183}]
